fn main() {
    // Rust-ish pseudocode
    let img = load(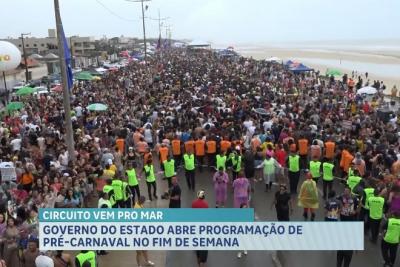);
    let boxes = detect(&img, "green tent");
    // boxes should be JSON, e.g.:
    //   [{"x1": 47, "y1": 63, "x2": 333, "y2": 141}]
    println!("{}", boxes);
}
[
  {"x1": 6, "y1": 102, "x2": 24, "y2": 112},
  {"x1": 326, "y1": 68, "x2": 342, "y2": 77},
  {"x1": 15, "y1": 86, "x2": 35, "y2": 96},
  {"x1": 75, "y1": 71, "x2": 94, "y2": 81}
]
